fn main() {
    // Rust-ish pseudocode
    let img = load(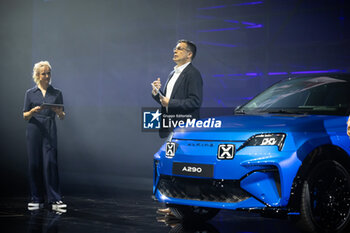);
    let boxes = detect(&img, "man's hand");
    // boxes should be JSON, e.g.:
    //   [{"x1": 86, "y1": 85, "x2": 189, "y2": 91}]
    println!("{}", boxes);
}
[
  {"x1": 160, "y1": 96, "x2": 169, "y2": 107},
  {"x1": 151, "y1": 78, "x2": 161, "y2": 95}
]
